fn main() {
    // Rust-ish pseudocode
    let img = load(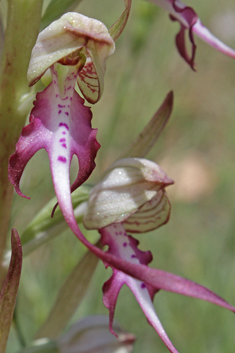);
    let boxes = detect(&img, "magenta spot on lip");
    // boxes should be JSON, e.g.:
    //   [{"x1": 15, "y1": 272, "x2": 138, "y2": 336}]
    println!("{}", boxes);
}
[
  {"x1": 58, "y1": 110, "x2": 62, "y2": 114},
  {"x1": 56, "y1": 94, "x2": 58, "y2": 97},
  {"x1": 59, "y1": 122, "x2": 69, "y2": 130},
  {"x1": 61, "y1": 96, "x2": 68, "y2": 100},
  {"x1": 131, "y1": 254, "x2": 137, "y2": 258},
  {"x1": 115, "y1": 232, "x2": 118, "y2": 236},
  {"x1": 67, "y1": 86, "x2": 72, "y2": 90},
  {"x1": 67, "y1": 105, "x2": 70, "y2": 108},
  {"x1": 123, "y1": 242, "x2": 127, "y2": 247},
  {"x1": 58, "y1": 104, "x2": 66, "y2": 108},
  {"x1": 141, "y1": 283, "x2": 146, "y2": 289},
  {"x1": 61, "y1": 143, "x2": 67, "y2": 148},
  {"x1": 62, "y1": 132, "x2": 66, "y2": 135},
  {"x1": 53, "y1": 80, "x2": 56, "y2": 84},
  {"x1": 59, "y1": 138, "x2": 66, "y2": 142},
  {"x1": 58, "y1": 156, "x2": 67, "y2": 163},
  {"x1": 65, "y1": 112, "x2": 69, "y2": 116}
]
